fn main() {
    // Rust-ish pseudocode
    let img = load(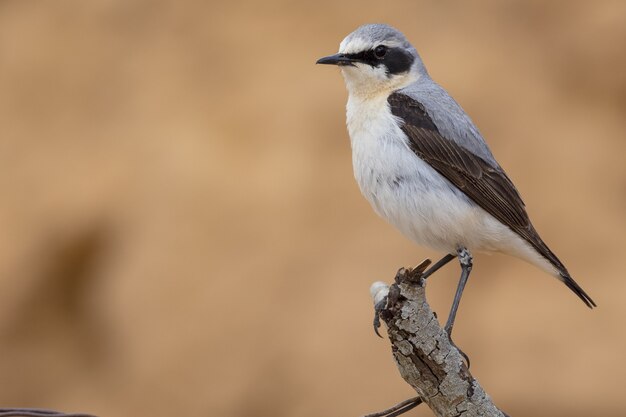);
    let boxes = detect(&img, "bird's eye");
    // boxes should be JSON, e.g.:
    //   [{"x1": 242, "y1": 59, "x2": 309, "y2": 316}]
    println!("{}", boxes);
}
[{"x1": 374, "y1": 45, "x2": 387, "y2": 59}]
